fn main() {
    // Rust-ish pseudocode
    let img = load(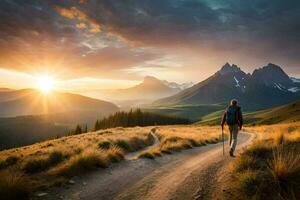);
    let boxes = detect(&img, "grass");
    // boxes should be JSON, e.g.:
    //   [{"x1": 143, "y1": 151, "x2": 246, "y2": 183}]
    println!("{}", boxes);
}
[
  {"x1": 0, "y1": 126, "x2": 156, "y2": 199},
  {"x1": 53, "y1": 149, "x2": 109, "y2": 177},
  {"x1": 0, "y1": 125, "x2": 223, "y2": 199},
  {"x1": 138, "y1": 125, "x2": 222, "y2": 159},
  {"x1": 0, "y1": 156, "x2": 19, "y2": 169},
  {"x1": 138, "y1": 149, "x2": 162, "y2": 159},
  {"x1": 0, "y1": 171, "x2": 30, "y2": 200},
  {"x1": 198, "y1": 100, "x2": 300, "y2": 125},
  {"x1": 23, "y1": 151, "x2": 65, "y2": 174},
  {"x1": 229, "y1": 122, "x2": 300, "y2": 200}
]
